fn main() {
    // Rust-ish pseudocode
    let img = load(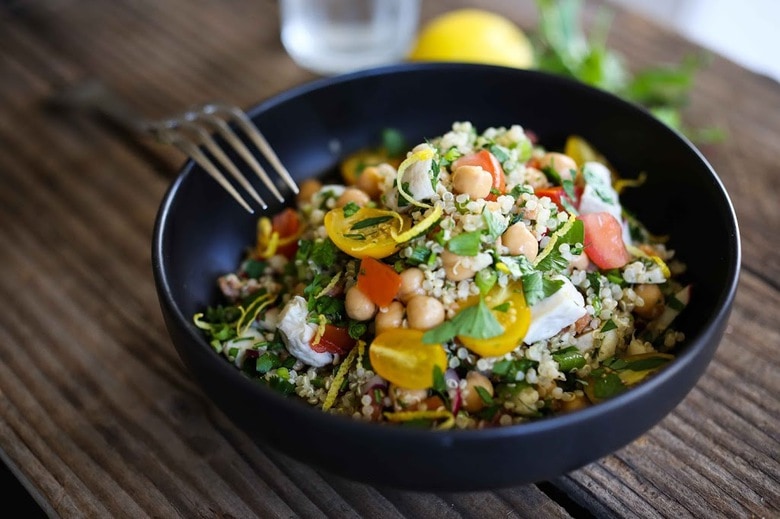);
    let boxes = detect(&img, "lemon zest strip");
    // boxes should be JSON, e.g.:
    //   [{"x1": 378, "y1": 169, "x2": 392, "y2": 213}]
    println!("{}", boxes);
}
[
  {"x1": 322, "y1": 341, "x2": 363, "y2": 411},
  {"x1": 615, "y1": 171, "x2": 647, "y2": 194},
  {"x1": 533, "y1": 213, "x2": 577, "y2": 268},
  {"x1": 312, "y1": 314, "x2": 328, "y2": 345},
  {"x1": 391, "y1": 204, "x2": 443, "y2": 243},
  {"x1": 315, "y1": 271, "x2": 342, "y2": 299},
  {"x1": 236, "y1": 293, "x2": 275, "y2": 336}
]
